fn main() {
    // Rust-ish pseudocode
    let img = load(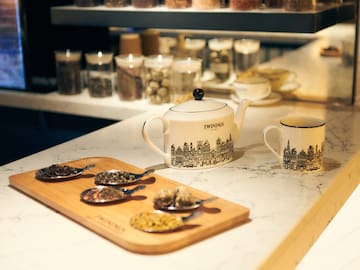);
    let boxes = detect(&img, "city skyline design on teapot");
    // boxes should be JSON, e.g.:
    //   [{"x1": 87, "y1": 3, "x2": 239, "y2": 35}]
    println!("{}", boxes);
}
[
  {"x1": 170, "y1": 134, "x2": 234, "y2": 168},
  {"x1": 283, "y1": 140, "x2": 324, "y2": 171}
]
